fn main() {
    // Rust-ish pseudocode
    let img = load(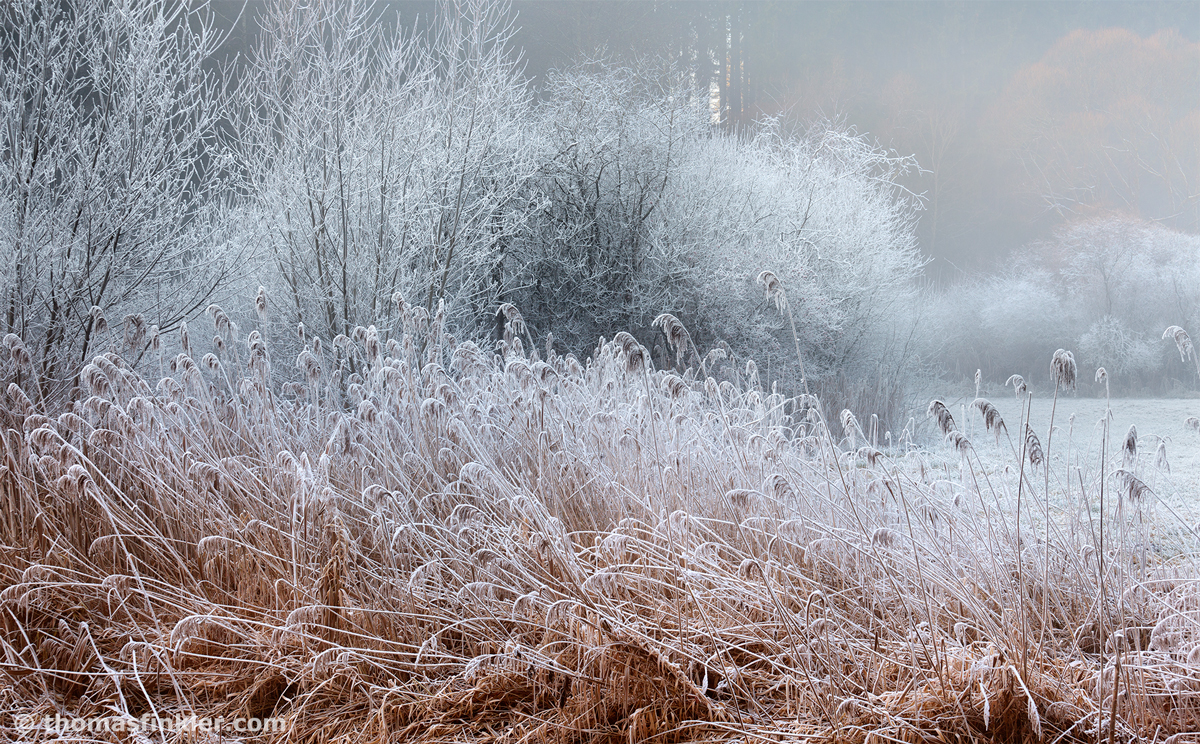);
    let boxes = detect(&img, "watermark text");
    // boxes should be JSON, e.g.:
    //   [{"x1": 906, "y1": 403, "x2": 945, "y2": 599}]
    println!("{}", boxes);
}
[{"x1": 14, "y1": 713, "x2": 287, "y2": 735}]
